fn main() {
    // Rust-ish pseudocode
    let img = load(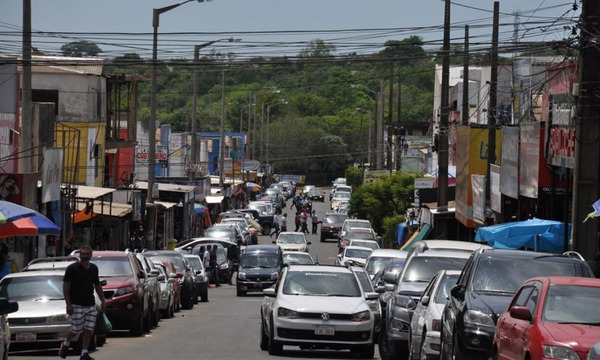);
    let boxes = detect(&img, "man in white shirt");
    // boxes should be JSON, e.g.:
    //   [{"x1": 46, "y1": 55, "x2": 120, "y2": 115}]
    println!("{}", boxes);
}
[{"x1": 270, "y1": 213, "x2": 280, "y2": 238}]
